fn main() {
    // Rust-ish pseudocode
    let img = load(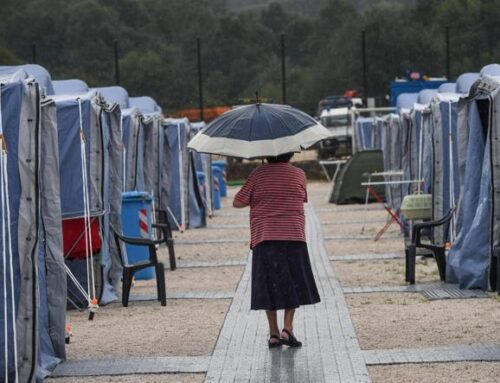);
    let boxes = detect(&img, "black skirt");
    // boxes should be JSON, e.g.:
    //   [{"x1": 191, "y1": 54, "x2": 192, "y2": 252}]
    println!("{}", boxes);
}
[{"x1": 251, "y1": 240, "x2": 321, "y2": 311}]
